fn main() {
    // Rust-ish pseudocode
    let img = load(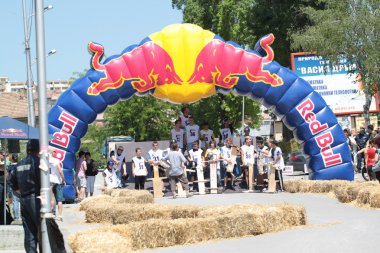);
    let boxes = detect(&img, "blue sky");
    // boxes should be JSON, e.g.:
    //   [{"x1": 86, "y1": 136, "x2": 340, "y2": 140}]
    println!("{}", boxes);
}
[{"x1": 0, "y1": 0, "x2": 183, "y2": 82}]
